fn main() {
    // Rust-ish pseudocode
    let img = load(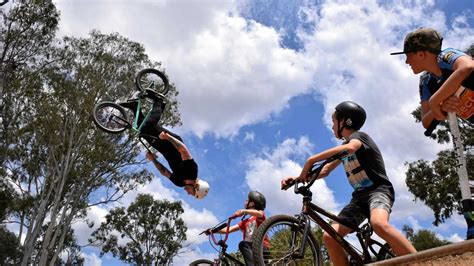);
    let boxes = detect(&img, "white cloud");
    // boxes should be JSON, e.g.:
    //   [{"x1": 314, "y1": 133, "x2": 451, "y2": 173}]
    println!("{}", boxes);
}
[
  {"x1": 72, "y1": 206, "x2": 109, "y2": 246},
  {"x1": 81, "y1": 252, "x2": 102, "y2": 266},
  {"x1": 245, "y1": 137, "x2": 341, "y2": 215},
  {"x1": 160, "y1": 15, "x2": 316, "y2": 137},
  {"x1": 243, "y1": 131, "x2": 255, "y2": 142},
  {"x1": 55, "y1": 0, "x2": 316, "y2": 137},
  {"x1": 446, "y1": 233, "x2": 464, "y2": 243},
  {"x1": 173, "y1": 248, "x2": 215, "y2": 265}
]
